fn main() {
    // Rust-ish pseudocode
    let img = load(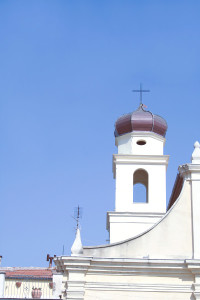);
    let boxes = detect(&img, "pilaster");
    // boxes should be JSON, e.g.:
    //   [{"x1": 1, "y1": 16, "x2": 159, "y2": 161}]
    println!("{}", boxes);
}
[
  {"x1": 54, "y1": 256, "x2": 91, "y2": 300},
  {"x1": 186, "y1": 260, "x2": 200, "y2": 299},
  {"x1": 52, "y1": 271, "x2": 63, "y2": 299},
  {"x1": 66, "y1": 270, "x2": 86, "y2": 300},
  {"x1": 179, "y1": 142, "x2": 200, "y2": 260}
]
